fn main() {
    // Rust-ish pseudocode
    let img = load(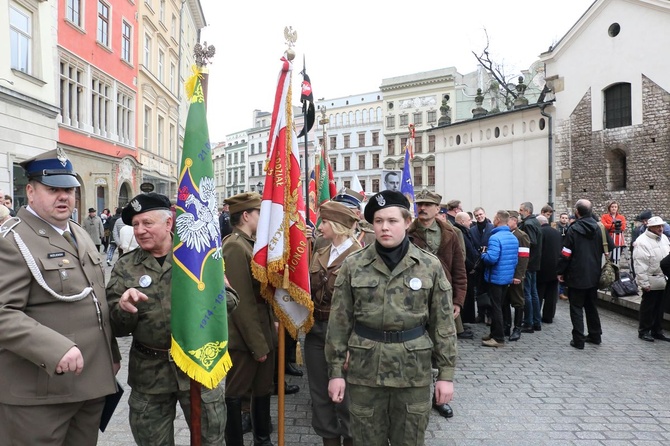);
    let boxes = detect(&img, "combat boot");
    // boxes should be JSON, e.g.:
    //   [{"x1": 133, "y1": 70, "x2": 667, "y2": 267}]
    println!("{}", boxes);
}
[
  {"x1": 252, "y1": 394, "x2": 274, "y2": 446},
  {"x1": 224, "y1": 397, "x2": 244, "y2": 446}
]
